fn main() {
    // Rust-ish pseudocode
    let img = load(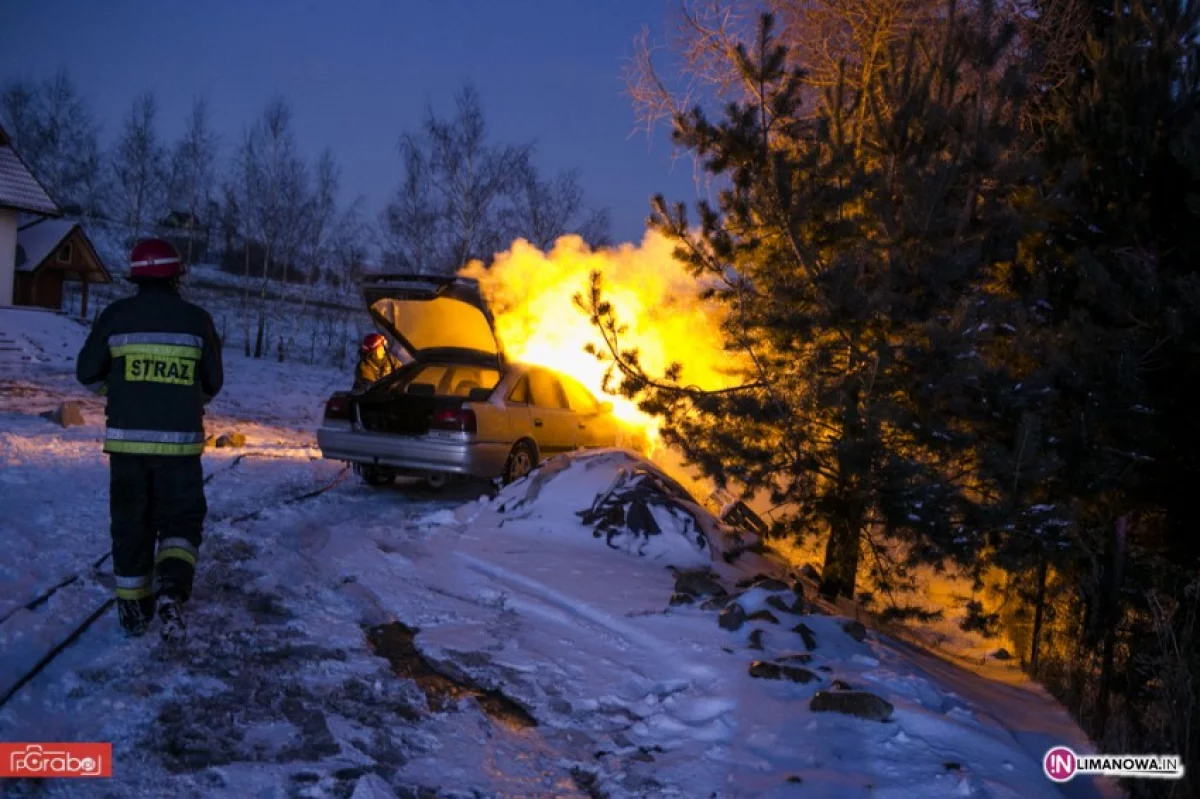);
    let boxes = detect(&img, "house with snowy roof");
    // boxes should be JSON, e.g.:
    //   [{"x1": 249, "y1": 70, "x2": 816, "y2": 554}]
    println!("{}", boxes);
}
[{"x1": 0, "y1": 124, "x2": 112, "y2": 317}]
